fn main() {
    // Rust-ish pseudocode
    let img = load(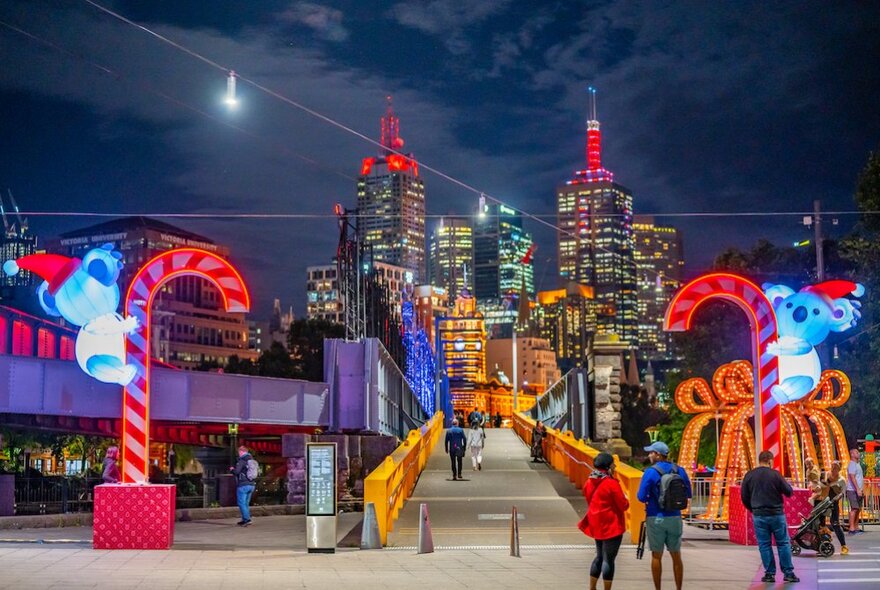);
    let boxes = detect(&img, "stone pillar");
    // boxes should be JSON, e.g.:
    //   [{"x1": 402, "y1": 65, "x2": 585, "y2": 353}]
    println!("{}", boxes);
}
[
  {"x1": 591, "y1": 336, "x2": 632, "y2": 459},
  {"x1": 347, "y1": 435, "x2": 364, "y2": 498},
  {"x1": 316, "y1": 434, "x2": 350, "y2": 503},
  {"x1": 282, "y1": 433, "x2": 310, "y2": 505},
  {"x1": 194, "y1": 447, "x2": 233, "y2": 506},
  {"x1": 361, "y1": 435, "x2": 400, "y2": 475}
]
